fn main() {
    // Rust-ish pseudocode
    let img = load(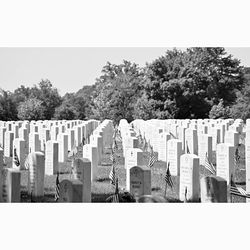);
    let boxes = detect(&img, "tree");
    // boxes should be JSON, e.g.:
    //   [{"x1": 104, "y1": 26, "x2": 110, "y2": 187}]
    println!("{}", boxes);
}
[
  {"x1": 209, "y1": 99, "x2": 231, "y2": 119},
  {"x1": 30, "y1": 79, "x2": 62, "y2": 119},
  {"x1": 17, "y1": 98, "x2": 46, "y2": 121},
  {"x1": 0, "y1": 89, "x2": 18, "y2": 120},
  {"x1": 135, "y1": 47, "x2": 244, "y2": 119},
  {"x1": 54, "y1": 102, "x2": 78, "y2": 120},
  {"x1": 91, "y1": 60, "x2": 144, "y2": 123}
]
